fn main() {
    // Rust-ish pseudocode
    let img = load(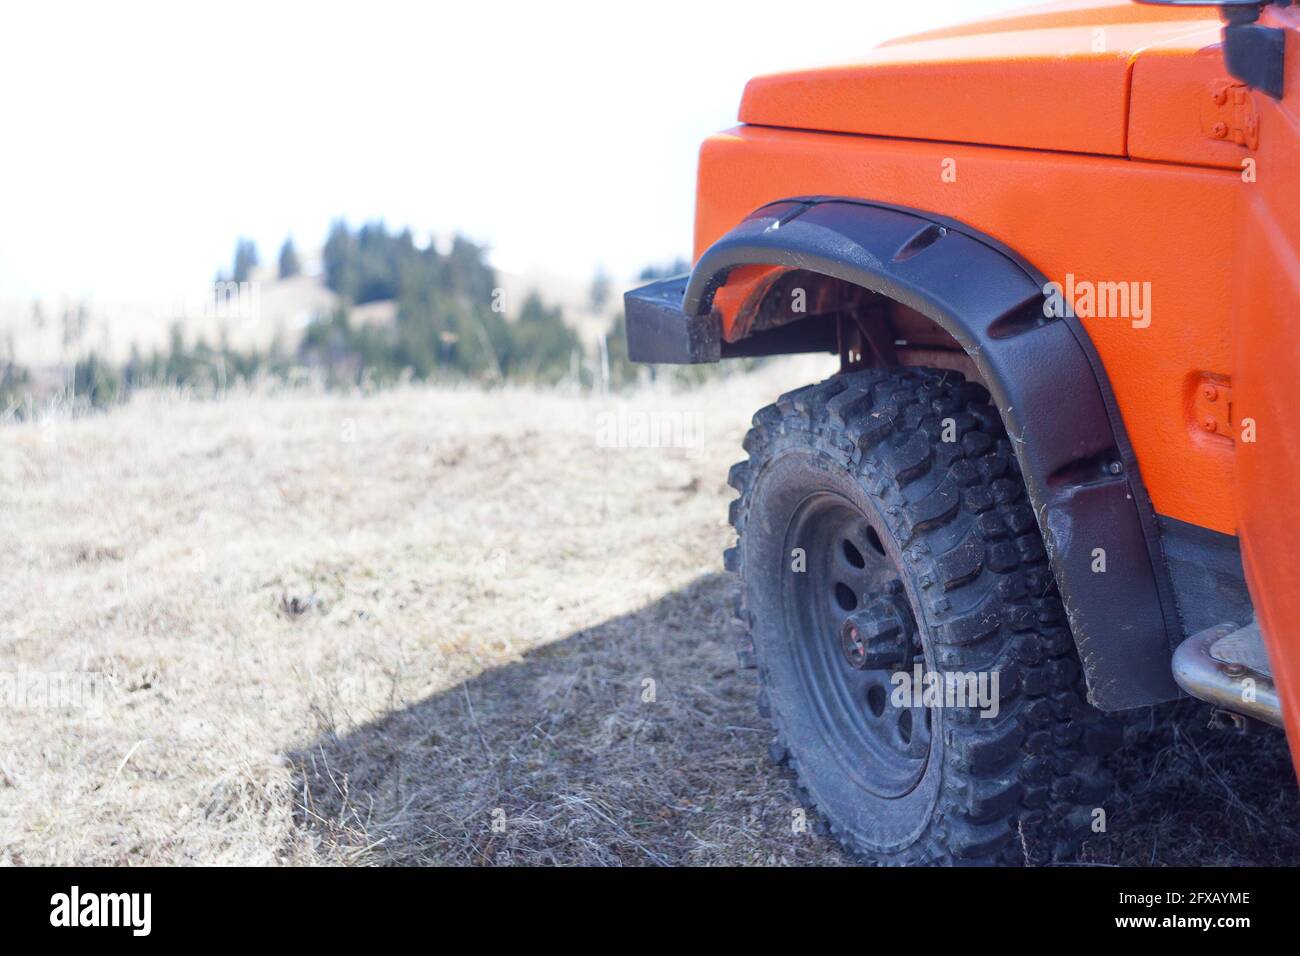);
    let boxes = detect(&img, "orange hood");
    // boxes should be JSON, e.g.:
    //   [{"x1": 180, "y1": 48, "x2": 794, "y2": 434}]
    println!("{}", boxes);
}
[{"x1": 738, "y1": 0, "x2": 1222, "y2": 156}]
